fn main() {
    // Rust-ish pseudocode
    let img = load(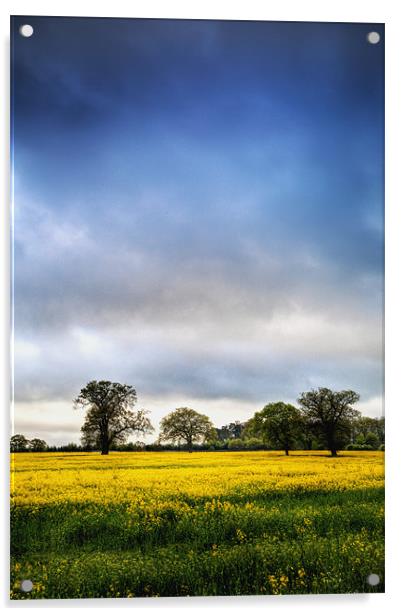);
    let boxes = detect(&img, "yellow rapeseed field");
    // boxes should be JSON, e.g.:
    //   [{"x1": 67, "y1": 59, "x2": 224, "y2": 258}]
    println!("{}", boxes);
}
[
  {"x1": 11, "y1": 450, "x2": 384, "y2": 505},
  {"x1": 10, "y1": 451, "x2": 384, "y2": 598}
]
